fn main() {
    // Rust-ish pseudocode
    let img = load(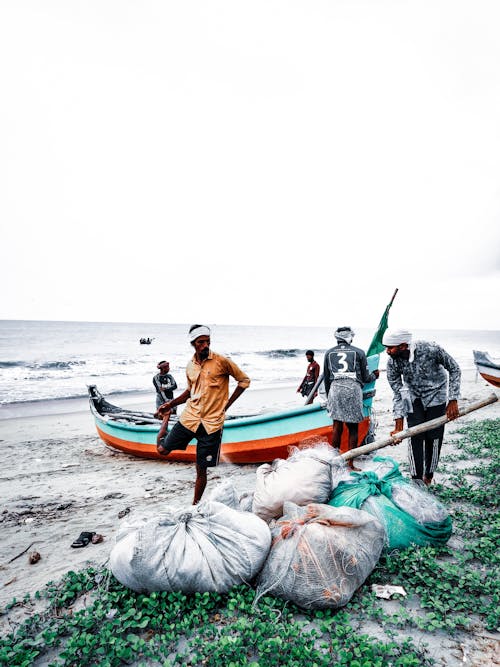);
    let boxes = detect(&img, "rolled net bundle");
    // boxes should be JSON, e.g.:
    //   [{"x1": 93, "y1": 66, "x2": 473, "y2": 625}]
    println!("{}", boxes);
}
[
  {"x1": 255, "y1": 502, "x2": 385, "y2": 609},
  {"x1": 329, "y1": 456, "x2": 452, "y2": 551},
  {"x1": 110, "y1": 497, "x2": 271, "y2": 594},
  {"x1": 252, "y1": 442, "x2": 340, "y2": 522}
]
